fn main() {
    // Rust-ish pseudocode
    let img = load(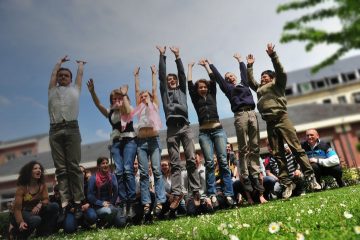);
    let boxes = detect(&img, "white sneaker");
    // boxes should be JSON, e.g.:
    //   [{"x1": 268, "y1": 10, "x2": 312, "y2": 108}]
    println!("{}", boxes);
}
[
  {"x1": 308, "y1": 176, "x2": 322, "y2": 191},
  {"x1": 282, "y1": 183, "x2": 296, "y2": 199}
]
